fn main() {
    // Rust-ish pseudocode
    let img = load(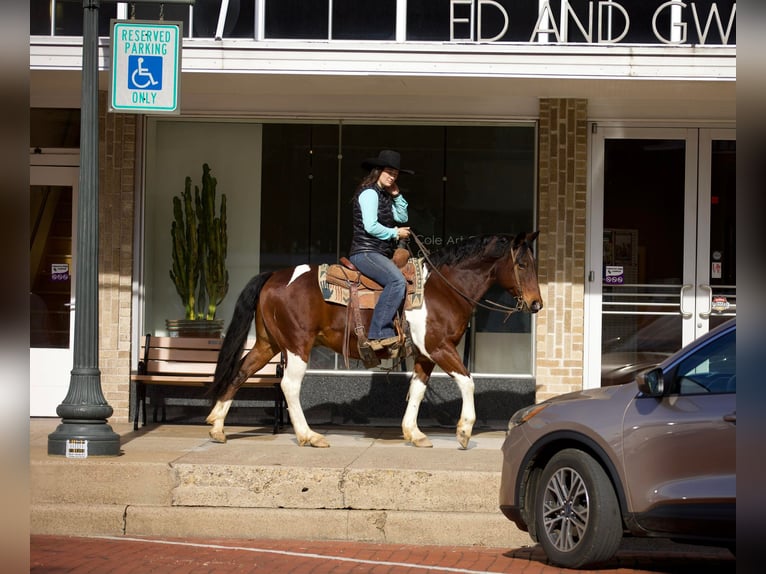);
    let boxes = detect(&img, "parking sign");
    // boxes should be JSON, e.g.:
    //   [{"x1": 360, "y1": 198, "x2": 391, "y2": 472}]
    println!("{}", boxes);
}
[{"x1": 110, "y1": 20, "x2": 182, "y2": 114}]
